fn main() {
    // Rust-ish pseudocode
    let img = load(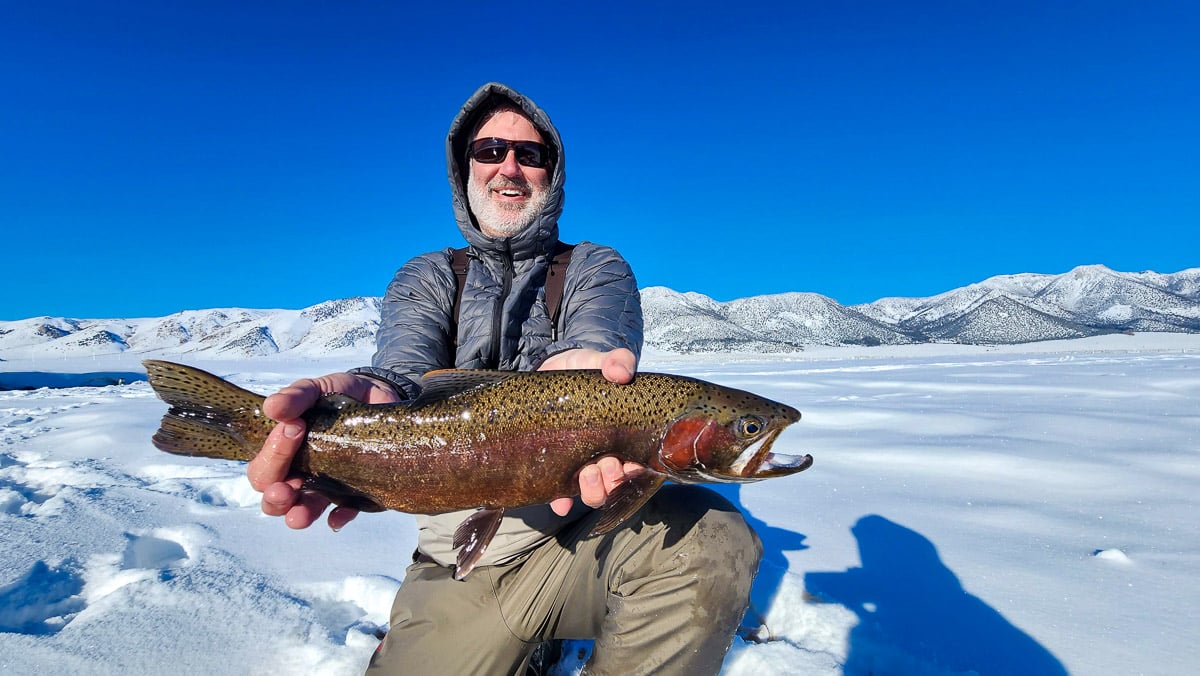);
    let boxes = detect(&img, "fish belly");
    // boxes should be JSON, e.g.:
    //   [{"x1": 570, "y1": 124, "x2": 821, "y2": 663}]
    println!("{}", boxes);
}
[{"x1": 301, "y1": 421, "x2": 656, "y2": 514}]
